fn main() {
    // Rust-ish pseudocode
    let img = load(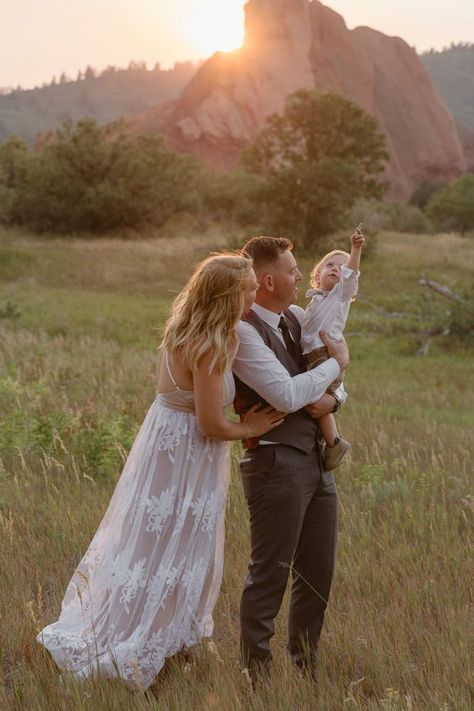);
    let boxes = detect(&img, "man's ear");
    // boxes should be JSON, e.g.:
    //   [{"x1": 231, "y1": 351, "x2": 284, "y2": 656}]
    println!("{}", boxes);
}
[{"x1": 260, "y1": 273, "x2": 274, "y2": 291}]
